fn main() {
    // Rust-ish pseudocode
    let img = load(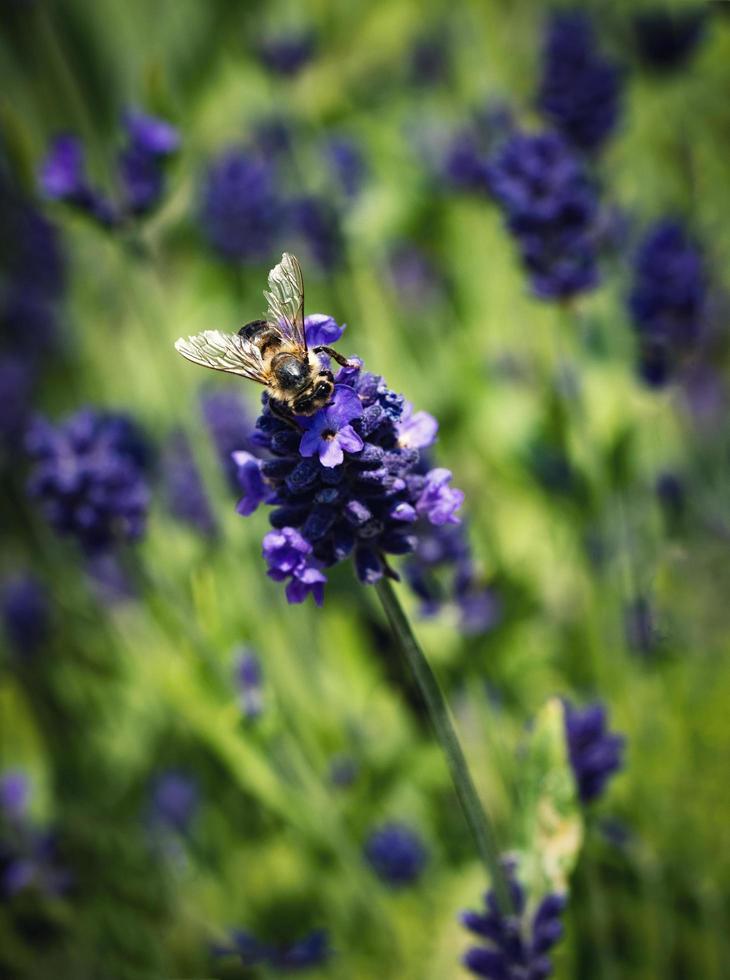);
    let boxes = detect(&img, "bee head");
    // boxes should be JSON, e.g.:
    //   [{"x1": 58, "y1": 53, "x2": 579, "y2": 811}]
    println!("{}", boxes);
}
[{"x1": 292, "y1": 371, "x2": 334, "y2": 416}]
